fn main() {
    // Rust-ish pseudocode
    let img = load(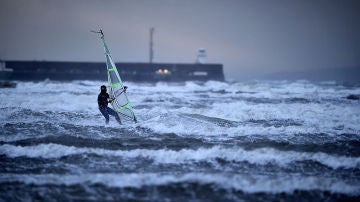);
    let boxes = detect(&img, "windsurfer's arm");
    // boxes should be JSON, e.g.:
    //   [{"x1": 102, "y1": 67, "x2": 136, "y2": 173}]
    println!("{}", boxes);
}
[
  {"x1": 106, "y1": 87, "x2": 127, "y2": 103},
  {"x1": 97, "y1": 94, "x2": 101, "y2": 106},
  {"x1": 108, "y1": 94, "x2": 115, "y2": 103}
]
